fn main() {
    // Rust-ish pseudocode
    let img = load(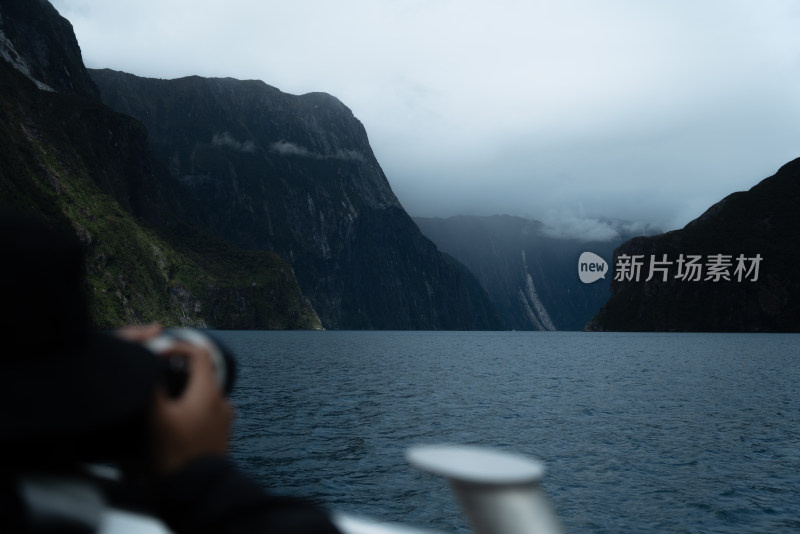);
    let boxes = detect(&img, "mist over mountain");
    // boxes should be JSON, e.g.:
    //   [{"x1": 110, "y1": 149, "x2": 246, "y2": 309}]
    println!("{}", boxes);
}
[
  {"x1": 6, "y1": 0, "x2": 797, "y2": 333},
  {"x1": 414, "y1": 215, "x2": 659, "y2": 330},
  {"x1": 538, "y1": 214, "x2": 660, "y2": 243},
  {"x1": 587, "y1": 159, "x2": 800, "y2": 332}
]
